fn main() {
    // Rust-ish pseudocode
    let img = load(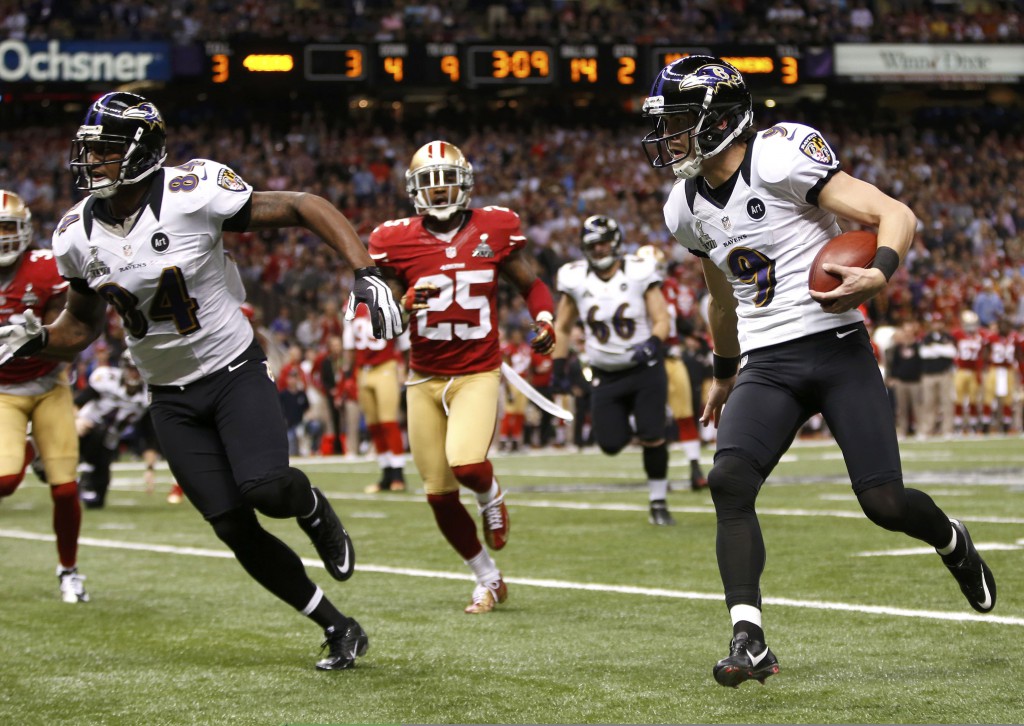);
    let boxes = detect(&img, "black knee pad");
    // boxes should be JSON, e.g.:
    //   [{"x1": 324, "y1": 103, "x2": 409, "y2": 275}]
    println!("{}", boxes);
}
[
  {"x1": 242, "y1": 467, "x2": 314, "y2": 519},
  {"x1": 707, "y1": 455, "x2": 763, "y2": 512},
  {"x1": 209, "y1": 507, "x2": 263, "y2": 550}
]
